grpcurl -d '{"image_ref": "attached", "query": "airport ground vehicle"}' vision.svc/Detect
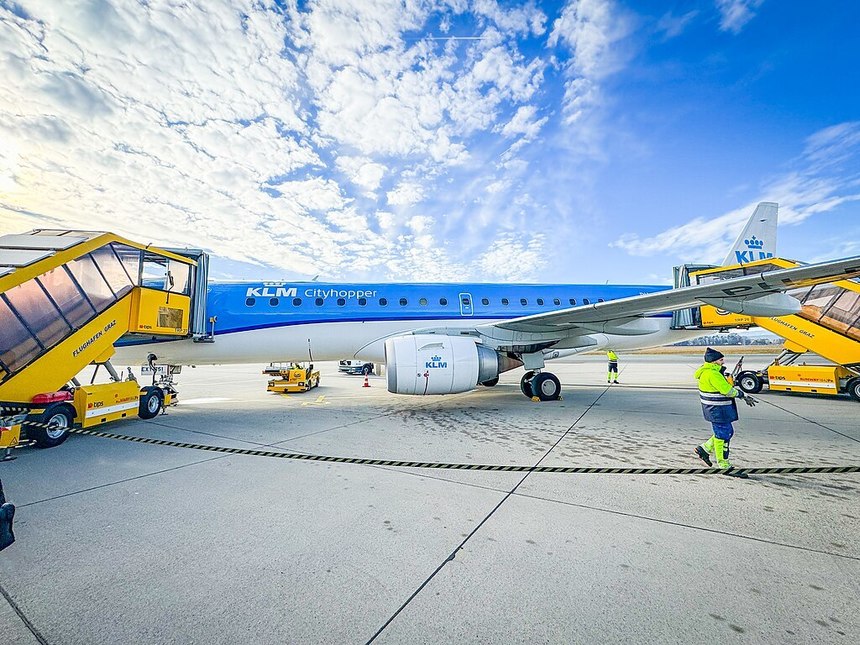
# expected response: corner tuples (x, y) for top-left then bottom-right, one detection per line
(0, 230), (208, 450)
(264, 363), (321, 393)
(674, 257), (860, 401)
(338, 360), (374, 375)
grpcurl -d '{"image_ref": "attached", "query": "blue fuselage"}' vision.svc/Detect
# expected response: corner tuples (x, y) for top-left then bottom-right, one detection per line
(208, 282), (672, 334)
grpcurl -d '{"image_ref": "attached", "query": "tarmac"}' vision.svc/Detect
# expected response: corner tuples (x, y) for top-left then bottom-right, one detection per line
(1, 354), (858, 644)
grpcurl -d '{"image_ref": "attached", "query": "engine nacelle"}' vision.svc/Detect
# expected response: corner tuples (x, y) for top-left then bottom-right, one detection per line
(385, 335), (516, 395)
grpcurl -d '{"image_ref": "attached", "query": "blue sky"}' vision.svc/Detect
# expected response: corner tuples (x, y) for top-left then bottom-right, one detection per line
(1, 0), (858, 285)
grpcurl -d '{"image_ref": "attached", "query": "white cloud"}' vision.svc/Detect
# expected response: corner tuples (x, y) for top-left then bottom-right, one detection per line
(386, 181), (425, 206)
(0, 1), (563, 281)
(715, 0), (764, 34)
(547, 0), (634, 161)
(610, 122), (860, 262)
(656, 10), (699, 39)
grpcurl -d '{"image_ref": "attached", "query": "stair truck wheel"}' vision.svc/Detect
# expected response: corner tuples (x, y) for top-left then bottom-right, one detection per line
(737, 371), (763, 394)
(848, 378), (860, 402)
(27, 403), (75, 448)
(138, 387), (163, 419)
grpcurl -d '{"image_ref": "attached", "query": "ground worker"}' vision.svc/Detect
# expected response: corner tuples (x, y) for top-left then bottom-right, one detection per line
(694, 347), (754, 477)
(607, 349), (620, 384)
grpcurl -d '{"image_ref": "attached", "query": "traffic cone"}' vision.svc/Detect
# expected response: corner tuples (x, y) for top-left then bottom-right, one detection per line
(363, 374), (370, 388)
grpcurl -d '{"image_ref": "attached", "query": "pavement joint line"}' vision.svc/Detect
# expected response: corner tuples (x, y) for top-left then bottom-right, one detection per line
(379, 467), (860, 562)
(0, 580), (50, 645)
(755, 397), (860, 445)
(366, 386), (612, 643)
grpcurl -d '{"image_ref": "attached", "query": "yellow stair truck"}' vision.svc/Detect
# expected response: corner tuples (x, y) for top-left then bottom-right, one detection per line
(0, 230), (208, 452)
(673, 257), (860, 401)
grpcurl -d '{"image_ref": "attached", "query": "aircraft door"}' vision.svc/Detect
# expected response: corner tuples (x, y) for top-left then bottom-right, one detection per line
(459, 292), (473, 317)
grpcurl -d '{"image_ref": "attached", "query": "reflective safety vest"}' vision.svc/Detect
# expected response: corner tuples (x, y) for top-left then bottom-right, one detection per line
(607, 350), (618, 362)
(695, 362), (739, 423)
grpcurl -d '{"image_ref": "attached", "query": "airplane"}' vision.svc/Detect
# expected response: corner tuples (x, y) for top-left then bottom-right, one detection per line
(113, 202), (860, 400)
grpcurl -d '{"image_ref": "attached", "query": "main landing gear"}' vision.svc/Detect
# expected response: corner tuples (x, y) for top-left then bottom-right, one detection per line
(520, 370), (562, 401)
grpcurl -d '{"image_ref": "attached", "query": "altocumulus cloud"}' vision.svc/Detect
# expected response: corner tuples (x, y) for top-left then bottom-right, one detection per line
(1, 0), (586, 281)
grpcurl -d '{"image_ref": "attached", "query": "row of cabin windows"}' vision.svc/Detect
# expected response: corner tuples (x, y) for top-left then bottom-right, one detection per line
(245, 296), (605, 307)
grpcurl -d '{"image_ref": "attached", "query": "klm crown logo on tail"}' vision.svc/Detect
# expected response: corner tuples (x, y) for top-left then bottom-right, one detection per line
(735, 235), (772, 264)
(722, 202), (779, 266)
(425, 354), (448, 369)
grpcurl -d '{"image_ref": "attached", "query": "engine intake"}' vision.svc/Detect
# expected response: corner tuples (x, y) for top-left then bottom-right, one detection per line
(385, 335), (518, 395)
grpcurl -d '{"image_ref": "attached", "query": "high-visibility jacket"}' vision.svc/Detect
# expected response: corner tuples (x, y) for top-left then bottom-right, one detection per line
(607, 350), (618, 362)
(695, 362), (740, 423)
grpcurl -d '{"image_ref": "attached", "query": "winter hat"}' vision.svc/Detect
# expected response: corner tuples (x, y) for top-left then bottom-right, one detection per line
(704, 347), (724, 363)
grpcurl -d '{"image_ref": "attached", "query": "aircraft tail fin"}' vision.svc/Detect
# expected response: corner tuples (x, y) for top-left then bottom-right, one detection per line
(722, 202), (778, 266)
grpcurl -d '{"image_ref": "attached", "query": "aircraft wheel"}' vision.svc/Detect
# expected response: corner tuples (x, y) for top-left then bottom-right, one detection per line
(481, 377), (499, 387)
(138, 387), (163, 419)
(737, 371), (763, 394)
(532, 372), (562, 401)
(520, 371), (535, 398)
(27, 404), (74, 448)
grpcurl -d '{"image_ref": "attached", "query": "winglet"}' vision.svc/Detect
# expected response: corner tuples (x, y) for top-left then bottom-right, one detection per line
(722, 202), (778, 266)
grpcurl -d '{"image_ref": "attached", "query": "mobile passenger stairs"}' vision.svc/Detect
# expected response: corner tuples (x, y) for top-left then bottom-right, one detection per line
(673, 258), (860, 401)
(0, 230), (209, 456)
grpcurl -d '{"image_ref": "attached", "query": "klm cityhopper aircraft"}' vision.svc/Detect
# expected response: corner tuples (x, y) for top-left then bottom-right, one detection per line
(115, 202), (860, 400)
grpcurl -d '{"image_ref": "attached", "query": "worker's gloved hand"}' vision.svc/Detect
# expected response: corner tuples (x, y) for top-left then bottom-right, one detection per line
(735, 389), (745, 398)
(743, 395), (758, 407)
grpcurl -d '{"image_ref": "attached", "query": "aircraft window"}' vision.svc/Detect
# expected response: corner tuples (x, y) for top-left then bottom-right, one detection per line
(537, 298), (544, 306)
(553, 298), (561, 306)
(419, 297), (428, 306)
(482, 298), (489, 305)
(502, 298), (509, 306)
(379, 298), (388, 306)
(569, 298), (576, 305)
(399, 298), (408, 306)
(0, 296), (42, 372)
(337, 298), (346, 306)
(598, 298), (605, 303)
(315, 298), (324, 306)
(583, 298), (590, 305)
(245, 297), (256, 307)
(358, 297), (367, 306)
(269, 297), (279, 307)
(293, 297), (302, 306)
(520, 298), (527, 306)
(439, 297), (448, 306)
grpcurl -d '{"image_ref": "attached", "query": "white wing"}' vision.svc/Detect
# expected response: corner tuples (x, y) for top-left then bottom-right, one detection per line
(481, 255), (860, 336)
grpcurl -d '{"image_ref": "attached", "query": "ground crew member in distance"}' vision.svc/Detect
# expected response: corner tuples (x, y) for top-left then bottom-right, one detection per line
(607, 349), (620, 384)
(694, 347), (752, 478)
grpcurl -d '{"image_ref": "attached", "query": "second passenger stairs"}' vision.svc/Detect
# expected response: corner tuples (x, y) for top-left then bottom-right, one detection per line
(0, 230), (207, 449)
(673, 258), (860, 400)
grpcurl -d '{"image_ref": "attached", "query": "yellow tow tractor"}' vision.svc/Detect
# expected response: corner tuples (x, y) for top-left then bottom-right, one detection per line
(263, 363), (321, 394)
(0, 230), (209, 456)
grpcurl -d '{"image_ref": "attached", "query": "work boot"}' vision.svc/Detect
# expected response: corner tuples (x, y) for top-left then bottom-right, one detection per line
(694, 446), (712, 467)
(713, 438), (732, 469)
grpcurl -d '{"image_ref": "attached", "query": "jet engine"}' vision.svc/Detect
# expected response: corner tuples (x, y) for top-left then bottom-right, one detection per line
(385, 335), (520, 395)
